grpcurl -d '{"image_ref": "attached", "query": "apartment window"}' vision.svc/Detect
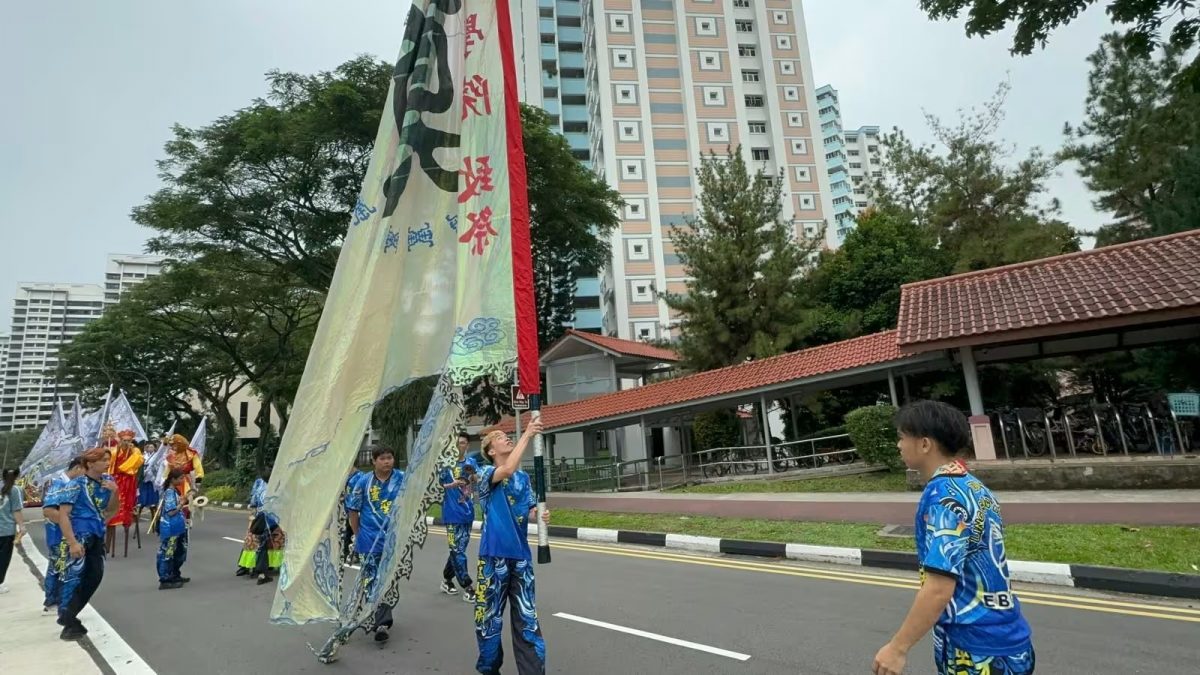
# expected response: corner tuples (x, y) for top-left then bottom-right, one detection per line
(621, 160), (644, 179)
(703, 86), (726, 106)
(626, 239), (651, 261)
(706, 122), (728, 142)
(751, 147), (770, 161)
(854, 188), (866, 195)
(868, 145), (879, 153)
(609, 14), (630, 32)
(541, 34), (556, 45)
(849, 162), (862, 169)
(612, 48), (633, 67)
(744, 94), (764, 107)
(848, 149), (860, 156)
(616, 85), (637, 103)
(791, 139), (809, 154)
(699, 51), (721, 70)
(793, 166), (811, 181)
(872, 171), (883, 178)
(631, 283), (654, 303)
(748, 121), (766, 134)
(779, 61), (796, 75)
(618, 122), (640, 141)
(733, 0), (751, 6)
(735, 20), (754, 33)
(782, 86), (800, 101)
(636, 324), (654, 340)
(695, 18), (717, 36)
(798, 195), (816, 210)
(741, 70), (760, 82)
(775, 35), (792, 50)
(625, 198), (647, 219)
(856, 201), (869, 208)
(773, 11), (789, 25)
(738, 44), (757, 57)
(239, 401), (249, 428)
(787, 112), (804, 127)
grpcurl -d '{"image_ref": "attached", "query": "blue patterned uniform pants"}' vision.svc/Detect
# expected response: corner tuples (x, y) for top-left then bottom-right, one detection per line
(58, 536), (105, 628)
(43, 539), (68, 607)
(442, 523), (473, 589)
(934, 628), (1036, 674)
(157, 532), (188, 582)
(360, 552), (394, 631)
(474, 556), (545, 675)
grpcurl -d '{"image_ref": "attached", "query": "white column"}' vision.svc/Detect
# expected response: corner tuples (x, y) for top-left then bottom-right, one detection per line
(887, 369), (899, 407)
(960, 346), (985, 416)
(760, 394), (775, 475)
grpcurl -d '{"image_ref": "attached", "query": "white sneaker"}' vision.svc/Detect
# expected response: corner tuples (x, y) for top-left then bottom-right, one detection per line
(439, 580), (457, 596)
(461, 587), (475, 603)
(0, 585), (10, 594)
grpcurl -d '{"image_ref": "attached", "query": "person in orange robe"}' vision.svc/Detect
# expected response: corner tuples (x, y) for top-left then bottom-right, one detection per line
(165, 434), (204, 520)
(105, 429), (144, 557)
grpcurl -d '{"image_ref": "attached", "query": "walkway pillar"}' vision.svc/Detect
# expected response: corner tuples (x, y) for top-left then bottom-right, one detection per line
(887, 370), (899, 407)
(760, 394), (775, 474)
(959, 346), (997, 460)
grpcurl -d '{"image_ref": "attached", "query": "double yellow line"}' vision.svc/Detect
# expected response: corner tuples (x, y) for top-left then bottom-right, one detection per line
(429, 527), (1200, 624)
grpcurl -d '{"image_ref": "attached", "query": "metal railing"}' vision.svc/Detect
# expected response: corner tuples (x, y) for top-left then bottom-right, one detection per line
(692, 433), (857, 478)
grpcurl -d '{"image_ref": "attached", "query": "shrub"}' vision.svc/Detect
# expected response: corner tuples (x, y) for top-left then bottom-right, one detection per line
(693, 410), (742, 451)
(205, 485), (237, 503)
(845, 405), (901, 470)
(202, 468), (241, 489)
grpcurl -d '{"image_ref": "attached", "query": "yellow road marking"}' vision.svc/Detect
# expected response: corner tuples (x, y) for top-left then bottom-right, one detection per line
(429, 527), (1200, 623)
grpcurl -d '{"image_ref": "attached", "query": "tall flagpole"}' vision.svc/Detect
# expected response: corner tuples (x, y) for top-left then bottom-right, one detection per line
(531, 394), (549, 564)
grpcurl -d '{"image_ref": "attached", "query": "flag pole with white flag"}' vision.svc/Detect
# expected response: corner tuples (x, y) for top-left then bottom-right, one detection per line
(262, 0), (540, 662)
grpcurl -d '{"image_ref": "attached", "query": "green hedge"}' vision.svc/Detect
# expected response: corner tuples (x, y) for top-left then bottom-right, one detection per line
(845, 405), (901, 470)
(204, 485), (238, 503)
(693, 410), (741, 451)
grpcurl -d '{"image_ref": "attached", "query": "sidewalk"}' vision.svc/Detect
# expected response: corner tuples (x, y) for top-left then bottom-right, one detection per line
(0, 542), (101, 672)
(549, 489), (1200, 525)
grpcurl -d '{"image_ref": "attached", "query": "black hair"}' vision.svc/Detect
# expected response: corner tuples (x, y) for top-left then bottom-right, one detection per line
(894, 400), (971, 456)
(457, 432), (471, 443)
(163, 468), (186, 493)
(2, 467), (16, 495)
(370, 445), (395, 461)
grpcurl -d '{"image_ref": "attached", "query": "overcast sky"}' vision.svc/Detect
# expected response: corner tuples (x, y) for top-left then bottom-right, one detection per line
(0, 0), (1118, 318)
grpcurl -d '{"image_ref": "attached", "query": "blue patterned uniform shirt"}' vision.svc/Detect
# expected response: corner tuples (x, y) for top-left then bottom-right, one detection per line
(476, 466), (535, 561)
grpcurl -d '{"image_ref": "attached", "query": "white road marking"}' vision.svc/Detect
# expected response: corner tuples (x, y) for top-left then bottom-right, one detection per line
(553, 612), (751, 662)
(22, 543), (158, 674)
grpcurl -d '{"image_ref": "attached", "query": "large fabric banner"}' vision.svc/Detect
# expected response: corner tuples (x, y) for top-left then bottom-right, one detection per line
(265, 0), (534, 658)
(106, 390), (149, 442)
(19, 400), (66, 477)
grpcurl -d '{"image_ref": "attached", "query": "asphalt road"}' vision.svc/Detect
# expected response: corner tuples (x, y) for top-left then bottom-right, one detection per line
(24, 508), (1200, 674)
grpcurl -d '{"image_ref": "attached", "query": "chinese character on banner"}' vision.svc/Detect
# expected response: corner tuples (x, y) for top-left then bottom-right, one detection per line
(446, 214), (458, 232)
(383, 228), (400, 253)
(351, 197), (377, 227)
(407, 223), (435, 251)
(459, 207), (498, 255)
(462, 75), (492, 120)
(464, 13), (485, 57)
(458, 156), (495, 204)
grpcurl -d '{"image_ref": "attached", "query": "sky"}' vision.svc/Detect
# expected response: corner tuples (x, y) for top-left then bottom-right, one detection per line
(0, 0), (1120, 318)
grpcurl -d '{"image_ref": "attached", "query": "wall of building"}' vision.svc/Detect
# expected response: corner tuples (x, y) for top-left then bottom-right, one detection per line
(816, 84), (881, 247)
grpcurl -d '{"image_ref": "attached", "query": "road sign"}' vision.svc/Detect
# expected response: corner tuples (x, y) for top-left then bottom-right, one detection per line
(512, 386), (530, 410)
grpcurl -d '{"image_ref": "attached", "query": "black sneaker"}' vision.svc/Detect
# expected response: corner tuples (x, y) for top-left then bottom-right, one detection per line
(174, 577), (191, 583)
(158, 581), (184, 590)
(256, 574), (273, 585)
(60, 624), (87, 641)
(374, 629), (390, 643)
(235, 568), (249, 577)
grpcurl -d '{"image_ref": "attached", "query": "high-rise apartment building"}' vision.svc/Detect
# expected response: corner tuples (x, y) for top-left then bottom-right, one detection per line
(512, 0), (833, 341)
(104, 253), (166, 305)
(0, 333), (9, 377)
(816, 84), (881, 246)
(1, 283), (105, 431)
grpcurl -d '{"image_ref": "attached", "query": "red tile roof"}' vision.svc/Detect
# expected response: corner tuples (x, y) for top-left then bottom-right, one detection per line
(556, 329), (679, 362)
(896, 230), (1200, 352)
(487, 331), (905, 433)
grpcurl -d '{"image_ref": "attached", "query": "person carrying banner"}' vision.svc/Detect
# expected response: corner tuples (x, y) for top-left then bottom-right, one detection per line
(105, 429), (144, 557)
(440, 431), (478, 601)
(165, 433), (204, 517)
(236, 471), (286, 584)
(474, 422), (550, 675)
(136, 439), (161, 516)
(55, 447), (119, 640)
(345, 445), (405, 644)
(155, 469), (190, 590)
(41, 457), (85, 612)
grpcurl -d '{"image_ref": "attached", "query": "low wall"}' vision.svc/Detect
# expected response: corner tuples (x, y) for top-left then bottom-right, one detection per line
(907, 456), (1200, 490)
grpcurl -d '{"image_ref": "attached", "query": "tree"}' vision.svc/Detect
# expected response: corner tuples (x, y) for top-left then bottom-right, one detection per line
(809, 208), (951, 335)
(1, 429), (42, 468)
(663, 148), (822, 372)
(133, 56), (392, 292)
(919, 1), (1199, 60)
(522, 105), (623, 348)
(1061, 33), (1200, 244)
(873, 83), (1079, 272)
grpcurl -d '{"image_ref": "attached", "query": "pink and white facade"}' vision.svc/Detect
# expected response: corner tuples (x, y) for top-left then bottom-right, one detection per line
(511, 0), (833, 342)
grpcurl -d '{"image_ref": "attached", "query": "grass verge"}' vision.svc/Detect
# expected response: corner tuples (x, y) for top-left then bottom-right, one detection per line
(546, 509), (1200, 575)
(671, 471), (908, 494)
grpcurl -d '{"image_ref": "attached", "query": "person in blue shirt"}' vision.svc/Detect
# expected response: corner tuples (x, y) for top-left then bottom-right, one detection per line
(339, 464), (366, 565)
(346, 445), (405, 644)
(155, 469), (189, 590)
(55, 447), (119, 641)
(41, 457), (85, 612)
(474, 421), (550, 675)
(237, 470), (286, 584)
(440, 432), (479, 601)
(873, 401), (1035, 675)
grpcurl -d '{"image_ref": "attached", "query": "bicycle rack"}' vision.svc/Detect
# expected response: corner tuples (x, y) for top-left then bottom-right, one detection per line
(1062, 409), (1078, 458)
(1112, 407), (1130, 455)
(1015, 415), (1031, 459)
(1092, 407), (1108, 456)
(996, 415), (1012, 460)
(1145, 405), (1164, 455)
(1042, 410), (1057, 461)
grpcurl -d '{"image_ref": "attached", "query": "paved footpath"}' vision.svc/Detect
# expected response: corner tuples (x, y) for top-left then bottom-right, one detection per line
(549, 489), (1200, 524)
(11, 507), (1200, 674)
